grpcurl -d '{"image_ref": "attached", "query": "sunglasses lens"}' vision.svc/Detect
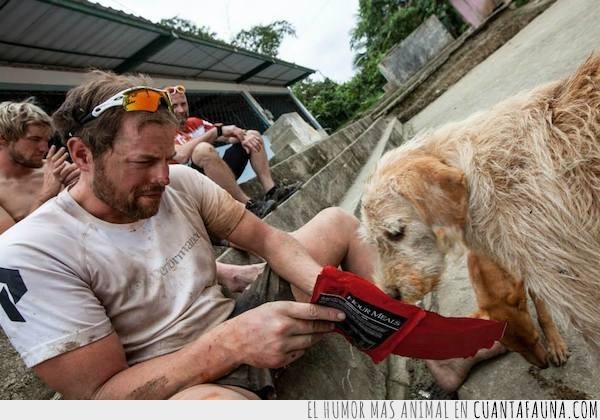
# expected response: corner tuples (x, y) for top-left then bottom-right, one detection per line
(123, 90), (166, 112)
(131, 89), (172, 112)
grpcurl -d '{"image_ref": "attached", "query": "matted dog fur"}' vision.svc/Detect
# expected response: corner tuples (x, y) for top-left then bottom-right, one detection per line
(362, 54), (600, 366)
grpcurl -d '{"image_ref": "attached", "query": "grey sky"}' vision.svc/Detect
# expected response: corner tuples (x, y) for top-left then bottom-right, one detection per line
(93, 0), (359, 83)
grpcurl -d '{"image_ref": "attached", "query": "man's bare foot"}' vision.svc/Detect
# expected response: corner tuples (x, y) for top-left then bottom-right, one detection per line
(424, 341), (507, 393)
(216, 262), (266, 293)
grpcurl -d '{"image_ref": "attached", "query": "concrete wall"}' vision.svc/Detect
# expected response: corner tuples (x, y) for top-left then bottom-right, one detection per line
(264, 112), (326, 155)
(378, 15), (455, 88)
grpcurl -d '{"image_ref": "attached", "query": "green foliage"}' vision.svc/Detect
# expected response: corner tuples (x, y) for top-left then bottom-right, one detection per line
(297, 0), (468, 133)
(159, 17), (219, 41)
(293, 78), (363, 132)
(231, 20), (296, 57)
(351, 0), (465, 70)
(159, 17), (295, 58)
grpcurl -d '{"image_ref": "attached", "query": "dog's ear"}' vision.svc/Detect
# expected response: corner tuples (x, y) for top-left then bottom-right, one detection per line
(392, 155), (467, 229)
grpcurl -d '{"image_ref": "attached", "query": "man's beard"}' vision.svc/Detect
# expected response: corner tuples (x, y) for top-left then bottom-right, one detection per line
(9, 144), (43, 168)
(92, 161), (164, 221)
(175, 112), (188, 128)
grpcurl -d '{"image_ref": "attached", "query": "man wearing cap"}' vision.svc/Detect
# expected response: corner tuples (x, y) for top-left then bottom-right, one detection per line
(0, 100), (79, 234)
(166, 84), (301, 218)
(0, 71), (503, 400)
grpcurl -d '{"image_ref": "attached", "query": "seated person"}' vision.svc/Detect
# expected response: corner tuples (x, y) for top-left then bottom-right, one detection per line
(0, 72), (503, 400)
(0, 100), (79, 234)
(166, 85), (300, 218)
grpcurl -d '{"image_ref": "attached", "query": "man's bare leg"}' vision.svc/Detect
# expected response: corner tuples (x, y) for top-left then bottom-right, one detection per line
(424, 341), (507, 393)
(170, 384), (260, 400)
(192, 143), (251, 204)
(290, 207), (377, 301)
(291, 207), (376, 275)
(248, 146), (275, 194)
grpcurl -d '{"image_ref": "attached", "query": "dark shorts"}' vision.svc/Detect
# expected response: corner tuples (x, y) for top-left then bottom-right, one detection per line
(191, 142), (250, 180)
(215, 266), (294, 399)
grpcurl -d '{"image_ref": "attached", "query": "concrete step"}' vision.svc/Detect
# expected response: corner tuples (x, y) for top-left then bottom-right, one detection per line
(219, 117), (390, 268)
(238, 116), (374, 200)
(263, 117), (388, 231)
(339, 118), (404, 217)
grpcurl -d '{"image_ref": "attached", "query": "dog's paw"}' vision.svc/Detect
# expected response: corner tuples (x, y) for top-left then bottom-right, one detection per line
(547, 336), (570, 366)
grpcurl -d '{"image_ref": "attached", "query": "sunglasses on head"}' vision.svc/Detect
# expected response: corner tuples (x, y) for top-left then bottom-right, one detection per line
(165, 85), (186, 95)
(79, 86), (173, 125)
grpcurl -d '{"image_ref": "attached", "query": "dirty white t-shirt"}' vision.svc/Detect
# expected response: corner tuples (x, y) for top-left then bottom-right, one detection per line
(0, 165), (245, 367)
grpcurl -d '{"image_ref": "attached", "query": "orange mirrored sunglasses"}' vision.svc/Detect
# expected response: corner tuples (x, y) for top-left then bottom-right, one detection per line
(79, 86), (173, 124)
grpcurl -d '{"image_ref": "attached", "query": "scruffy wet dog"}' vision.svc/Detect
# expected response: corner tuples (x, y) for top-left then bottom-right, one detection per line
(361, 54), (600, 368)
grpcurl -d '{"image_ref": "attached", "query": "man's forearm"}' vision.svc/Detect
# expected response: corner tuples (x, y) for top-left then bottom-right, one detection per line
(226, 213), (323, 296)
(260, 229), (322, 296)
(173, 128), (219, 163)
(92, 320), (242, 399)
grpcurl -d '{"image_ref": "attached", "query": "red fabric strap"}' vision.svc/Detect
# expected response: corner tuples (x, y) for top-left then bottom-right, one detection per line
(310, 266), (506, 363)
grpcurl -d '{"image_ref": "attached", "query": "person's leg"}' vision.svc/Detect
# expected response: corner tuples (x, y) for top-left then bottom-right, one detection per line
(191, 142), (251, 204)
(218, 144), (277, 218)
(288, 207), (375, 302)
(169, 384), (260, 400)
(224, 131), (275, 193)
(224, 139), (301, 204)
(216, 262), (266, 293)
(248, 146), (276, 194)
(222, 143), (252, 180)
(290, 207), (376, 280)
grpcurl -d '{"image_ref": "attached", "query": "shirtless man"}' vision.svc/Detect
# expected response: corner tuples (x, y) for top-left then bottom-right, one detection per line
(0, 100), (79, 234)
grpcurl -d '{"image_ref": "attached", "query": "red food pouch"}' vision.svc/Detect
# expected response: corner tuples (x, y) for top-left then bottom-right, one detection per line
(310, 266), (506, 363)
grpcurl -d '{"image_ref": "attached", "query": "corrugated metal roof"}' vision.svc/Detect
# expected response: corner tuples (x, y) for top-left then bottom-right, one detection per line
(0, 0), (314, 87)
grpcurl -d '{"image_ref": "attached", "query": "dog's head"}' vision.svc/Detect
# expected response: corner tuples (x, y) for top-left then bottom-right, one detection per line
(361, 150), (467, 303)
(362, 149), (550, 367)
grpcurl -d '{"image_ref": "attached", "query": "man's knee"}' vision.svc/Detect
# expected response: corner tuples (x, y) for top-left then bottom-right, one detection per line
(292, 207), (360, 245)
(315, 207), (359, 232)
(191, 142), (219, 167)
(169, 383), (259, 400)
